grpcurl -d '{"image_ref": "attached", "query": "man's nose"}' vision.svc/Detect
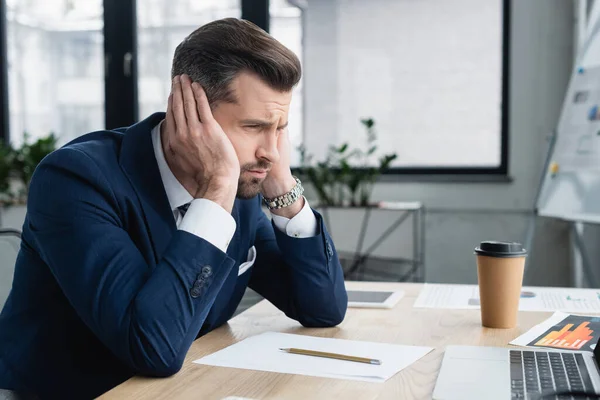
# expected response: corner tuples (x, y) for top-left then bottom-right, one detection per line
(256, 132), (280, 164)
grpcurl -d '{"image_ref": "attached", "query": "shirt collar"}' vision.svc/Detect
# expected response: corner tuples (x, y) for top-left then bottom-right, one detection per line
(151, 120), (193, 211)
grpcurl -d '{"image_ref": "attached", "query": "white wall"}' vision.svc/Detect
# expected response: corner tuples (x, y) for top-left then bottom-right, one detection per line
(303, 0), (575, 285)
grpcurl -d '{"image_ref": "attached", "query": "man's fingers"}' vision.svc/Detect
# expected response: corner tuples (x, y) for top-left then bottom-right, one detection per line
(191, 82), (214, 123)
(165, 93), (176, 139)
(180, 74), (201, 129)
(171, 75), (187, 135)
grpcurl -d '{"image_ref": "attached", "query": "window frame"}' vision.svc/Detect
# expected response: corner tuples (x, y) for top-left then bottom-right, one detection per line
(103, 0), (138, 130)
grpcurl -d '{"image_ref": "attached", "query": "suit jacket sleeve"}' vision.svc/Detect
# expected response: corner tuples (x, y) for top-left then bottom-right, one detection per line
(248, 197), (348, 327)
(26, 147), (236, 377)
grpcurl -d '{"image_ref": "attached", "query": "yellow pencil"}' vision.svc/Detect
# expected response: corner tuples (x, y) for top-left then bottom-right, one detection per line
(280, 348), (382, 365)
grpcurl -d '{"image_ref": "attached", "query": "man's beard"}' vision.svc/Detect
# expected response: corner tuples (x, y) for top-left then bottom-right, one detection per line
(236, 160), (271, 199)
(237, 176), (263, 199)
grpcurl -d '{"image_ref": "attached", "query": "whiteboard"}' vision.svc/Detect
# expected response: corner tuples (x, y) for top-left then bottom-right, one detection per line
(537, 12), (600, 224)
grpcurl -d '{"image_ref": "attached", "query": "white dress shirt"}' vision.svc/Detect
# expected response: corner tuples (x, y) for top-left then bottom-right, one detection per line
(151, 121), (318, 253)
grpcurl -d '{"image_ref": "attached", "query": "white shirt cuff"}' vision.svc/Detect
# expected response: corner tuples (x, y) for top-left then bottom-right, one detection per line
(271, 197), (318, 238)
(178, 199), (236, 253)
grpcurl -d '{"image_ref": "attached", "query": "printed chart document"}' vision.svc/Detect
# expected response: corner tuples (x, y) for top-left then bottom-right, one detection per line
(413, 283), (600, 312)
(193, 332), (433, 382)
(510, 312), (600, 352)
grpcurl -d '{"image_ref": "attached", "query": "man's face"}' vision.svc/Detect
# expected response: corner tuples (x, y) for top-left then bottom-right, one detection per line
(212, 72), (292, 199)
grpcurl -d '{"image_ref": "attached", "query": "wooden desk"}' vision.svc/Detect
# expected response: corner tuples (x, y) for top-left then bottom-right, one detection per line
(100, 282), (566, 400)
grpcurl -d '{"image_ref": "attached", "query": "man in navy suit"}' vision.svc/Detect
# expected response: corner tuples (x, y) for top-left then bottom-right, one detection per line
(0, 18), (347, 399)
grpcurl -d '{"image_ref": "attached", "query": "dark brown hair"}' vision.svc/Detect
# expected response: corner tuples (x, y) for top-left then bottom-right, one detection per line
(171, 18), (301, 106)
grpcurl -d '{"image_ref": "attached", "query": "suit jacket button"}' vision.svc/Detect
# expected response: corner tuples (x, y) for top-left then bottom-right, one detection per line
(201, 265), (212, 277)
(190, 287), (202, 298)
(327, 242), (334, 257)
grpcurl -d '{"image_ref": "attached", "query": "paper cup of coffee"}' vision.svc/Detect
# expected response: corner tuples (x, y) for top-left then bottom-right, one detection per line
(475, 241), (527, 329)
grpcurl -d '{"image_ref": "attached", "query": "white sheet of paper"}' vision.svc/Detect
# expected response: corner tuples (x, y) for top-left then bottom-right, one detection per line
(414, 284), (600, 312)
(193, 332), (433, 382)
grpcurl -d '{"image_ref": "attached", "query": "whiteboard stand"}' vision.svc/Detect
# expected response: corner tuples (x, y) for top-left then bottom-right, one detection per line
(570, 221), (598, 288)
(571, 222), (586, 287)
(523, 131), (557, 283)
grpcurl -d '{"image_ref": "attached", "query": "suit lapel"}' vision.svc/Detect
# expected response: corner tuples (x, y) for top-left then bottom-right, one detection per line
(119, 112), (176, 263)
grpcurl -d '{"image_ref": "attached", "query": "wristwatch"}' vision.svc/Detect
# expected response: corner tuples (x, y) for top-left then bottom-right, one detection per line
(263, 176), (304, 210)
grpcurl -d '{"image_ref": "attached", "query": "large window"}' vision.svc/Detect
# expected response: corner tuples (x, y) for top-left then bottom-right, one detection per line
(1, 0), (508, 176)
(6, 0), (104, 147)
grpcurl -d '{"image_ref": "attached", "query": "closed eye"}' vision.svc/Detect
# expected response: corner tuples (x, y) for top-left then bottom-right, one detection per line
(241, 121), (288, 131)
(243, 125), (264, 131)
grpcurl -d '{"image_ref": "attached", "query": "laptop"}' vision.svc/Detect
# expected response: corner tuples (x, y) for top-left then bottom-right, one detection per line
(433, 337), (600, 399)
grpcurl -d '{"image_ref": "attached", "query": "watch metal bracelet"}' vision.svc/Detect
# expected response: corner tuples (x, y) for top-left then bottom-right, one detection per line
(263, 176), (304, 210)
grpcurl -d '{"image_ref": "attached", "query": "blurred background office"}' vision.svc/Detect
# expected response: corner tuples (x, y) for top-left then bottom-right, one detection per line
(0, 0), (596, 309)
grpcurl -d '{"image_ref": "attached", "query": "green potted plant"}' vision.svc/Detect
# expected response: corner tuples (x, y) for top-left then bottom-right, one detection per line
(297, 118), (397, 207)
(11, 132), (58, 203)
(0, 140), (15, 206)
(0, 133), (57, 227)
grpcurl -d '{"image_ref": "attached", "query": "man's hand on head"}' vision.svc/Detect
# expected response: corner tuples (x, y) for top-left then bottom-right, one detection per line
(163, 74), (239, 213)
(261, 127), (304, 219)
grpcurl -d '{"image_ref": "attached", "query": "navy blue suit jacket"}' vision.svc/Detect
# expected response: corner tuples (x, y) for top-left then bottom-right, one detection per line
(0, 113), (347, 399)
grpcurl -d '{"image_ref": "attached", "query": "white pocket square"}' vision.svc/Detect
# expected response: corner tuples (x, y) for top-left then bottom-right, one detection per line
(238, 246), (256, 276)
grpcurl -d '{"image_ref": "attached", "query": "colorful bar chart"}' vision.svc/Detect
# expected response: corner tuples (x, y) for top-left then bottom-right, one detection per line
(534, 322), (594, 350)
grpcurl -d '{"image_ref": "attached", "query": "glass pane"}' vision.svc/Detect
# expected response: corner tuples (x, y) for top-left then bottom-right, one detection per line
(136, 0), (241, 120)
(301, 0), (503, 169)
(6, 0), (104, 147)
(270, 0), (303, 167)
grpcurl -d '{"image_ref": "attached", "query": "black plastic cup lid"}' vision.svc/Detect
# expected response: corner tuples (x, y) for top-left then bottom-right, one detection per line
(474, 241), (527, 258)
